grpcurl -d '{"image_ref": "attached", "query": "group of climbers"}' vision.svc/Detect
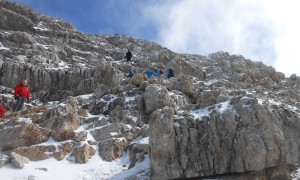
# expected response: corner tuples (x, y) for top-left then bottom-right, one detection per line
(125, 49), (175, 79)
(127, 68), (175, 79)
(0, 79), (31, 121)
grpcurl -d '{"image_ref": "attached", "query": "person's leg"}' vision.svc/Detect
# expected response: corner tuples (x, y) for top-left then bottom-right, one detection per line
(16, 97), (25, 111)
(13, 96), (22, 112)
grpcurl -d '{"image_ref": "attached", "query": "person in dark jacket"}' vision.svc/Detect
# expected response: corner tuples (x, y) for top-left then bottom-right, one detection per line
(125, 49), (132, 63)
(13, 80), (30, 112)
(166, 69), (175, 79)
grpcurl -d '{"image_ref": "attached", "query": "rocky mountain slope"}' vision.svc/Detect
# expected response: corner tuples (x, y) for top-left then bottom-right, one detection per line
(0, 1), (300, 179)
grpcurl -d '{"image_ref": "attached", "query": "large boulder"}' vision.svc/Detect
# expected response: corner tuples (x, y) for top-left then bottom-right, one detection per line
(10, 152), (30, 169)
(90, 123), (126, 141)
(130, 73), (148, 86)
(0, 124), (51, 151)
(173, 75), (195, 96)
(39, 96), (78, 120)
(196, 90), (220, 108)
(99, 138), (129, 162)
(38, 113), (81, 131)
(144, 84), (171, 114)
(13, 145), (56, 161)
(72, 144), (96, 164)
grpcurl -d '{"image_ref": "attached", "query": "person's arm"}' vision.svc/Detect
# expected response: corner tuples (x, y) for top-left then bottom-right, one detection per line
(27, 88), (31, 102)
(14, 85), (19, 98)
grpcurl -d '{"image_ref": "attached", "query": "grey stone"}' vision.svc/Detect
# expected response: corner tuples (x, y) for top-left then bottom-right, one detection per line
(144, 84), (171, 114)
(10, 152), (30, 169)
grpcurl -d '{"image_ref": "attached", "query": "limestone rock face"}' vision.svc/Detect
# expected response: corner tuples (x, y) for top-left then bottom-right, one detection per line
(196, 90), (220, 108)
(149, 97), (300, 179)
(10, 152), (30, 169)
(144, 84), (171, 114)
(99, 138), (128, 162)
(0, 125), (51, 151)
(149, 107), (182, 180)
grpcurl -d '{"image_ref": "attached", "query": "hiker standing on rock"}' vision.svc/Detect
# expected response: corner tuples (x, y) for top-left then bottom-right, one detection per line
(125, 49), (132, 63)
(13, 80), (30, 112)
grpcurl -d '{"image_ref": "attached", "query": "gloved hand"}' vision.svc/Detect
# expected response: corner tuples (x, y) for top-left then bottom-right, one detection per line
(14, 95), (17, 100)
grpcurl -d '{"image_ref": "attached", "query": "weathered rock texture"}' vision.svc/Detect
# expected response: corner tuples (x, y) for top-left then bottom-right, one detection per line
(144, 84), (171, 114)
(0, 124), (51, 151)
(149, 98), (300, 179)
(99, 138), (129, 162)
(72, 144), (96, 164)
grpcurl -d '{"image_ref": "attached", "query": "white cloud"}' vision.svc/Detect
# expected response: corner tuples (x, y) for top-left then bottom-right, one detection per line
(144, 0), (300, 76)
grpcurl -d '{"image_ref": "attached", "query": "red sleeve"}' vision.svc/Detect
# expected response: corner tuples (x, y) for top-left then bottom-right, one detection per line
(0, 104), (5, 118)
(27, 88), (30, 101)
(14, 84), (20, 97)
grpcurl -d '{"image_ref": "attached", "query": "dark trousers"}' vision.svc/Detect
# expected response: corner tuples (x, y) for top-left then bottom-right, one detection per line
(13, 96), (26, 112)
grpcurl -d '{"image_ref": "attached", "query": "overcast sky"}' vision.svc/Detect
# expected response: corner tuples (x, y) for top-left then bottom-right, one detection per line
(10, 0), (300, 76)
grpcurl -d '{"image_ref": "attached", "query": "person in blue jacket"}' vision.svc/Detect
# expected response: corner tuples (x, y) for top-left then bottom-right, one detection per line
(145, 70), (157, 79)
(127, 70), (135, 78)
(156, 69), (164, 77)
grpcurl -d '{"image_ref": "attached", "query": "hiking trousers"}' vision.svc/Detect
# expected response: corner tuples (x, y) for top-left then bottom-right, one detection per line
(13, 96), (26, 112)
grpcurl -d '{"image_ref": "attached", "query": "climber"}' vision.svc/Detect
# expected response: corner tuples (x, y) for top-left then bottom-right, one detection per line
(156, 69), (164, 77)
(127, 69), (135, 78)
(166, 69), (175, 79)
(145, 70), (157, 79)
(12, 80), (30, 112)
(0, 101), (5, 121)
(125, 49), (133, 63)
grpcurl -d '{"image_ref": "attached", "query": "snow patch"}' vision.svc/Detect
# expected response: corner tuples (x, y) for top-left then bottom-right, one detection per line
(0, 42), (10, 50)
(190, 101), (236, 120)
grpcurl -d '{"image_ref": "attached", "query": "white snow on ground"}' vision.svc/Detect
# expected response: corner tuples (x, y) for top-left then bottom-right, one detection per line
(205, 78), (228, 86)
(292, 168), (300, 180)
(0, 112), (150, 180)
(33, 22), (49, 31)
(190, 101), (236, 120)
(131, 136), (149, 145)
(0, 152), (150, 180)
(76, 93), (94, 100)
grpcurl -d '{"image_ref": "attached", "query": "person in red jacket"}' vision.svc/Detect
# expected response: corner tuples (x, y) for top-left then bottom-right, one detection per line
(13, 80), (30, 112)
(0, 103), (5, 120)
